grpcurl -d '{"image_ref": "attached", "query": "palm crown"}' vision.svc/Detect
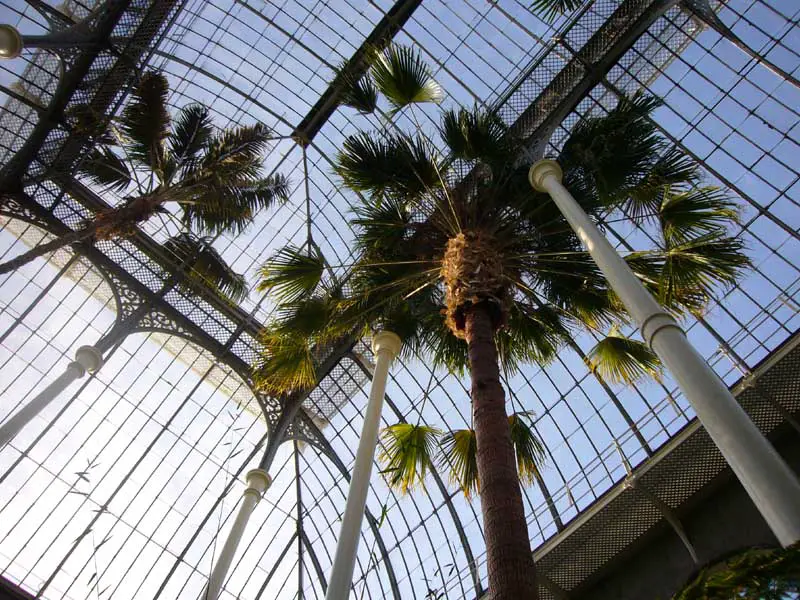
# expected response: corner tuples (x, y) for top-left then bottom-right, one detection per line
(0, 71), (289, 302)
(255, 44), (748, 600)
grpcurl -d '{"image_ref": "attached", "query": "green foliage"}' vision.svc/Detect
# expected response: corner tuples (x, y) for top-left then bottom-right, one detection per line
(167, 103), (213, 177)
(673, 544), (800, 600)
(370, 44), (443, 112)
(80, 146), (131, 192)
(163, 234), (248, 303)
(659, 186), (739, 244)
(659, 233), (750, 313)
(530, 0), (588, 22)
(585, 328), (663, 385)
(253, 331), (317, 396)
(440, 106), (512, 163)
(118, 71), (170, 176)
(439, 428), (480, 499)
(336, 61), (379, 114)
(256, 245), (325, 303)
(336, 131), (443, 201)
(378, 423), (441, 494)
(438, 412), (545, 498)
(508, 412), (546, 485)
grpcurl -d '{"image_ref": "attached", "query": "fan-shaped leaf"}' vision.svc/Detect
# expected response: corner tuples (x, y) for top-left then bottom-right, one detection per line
(336, 131), (443, 200)
(257, 245), (325, 302)
(508, 412), (546, 486)
(163, 234), (248, 303)
(371, 44), (443, 111)
(530, 0), (588, 22)
(586, 329), (663, 385)
(659, 233), (749, 311)
(439, 429), (479, 499)
(336, 62), (378, 113)
(496, 304), (569, 374)
(659, 185), (739, 244)
(253, 332), (316, 396)
(440, 107), (512, 163)
(378, 423), (441, 494)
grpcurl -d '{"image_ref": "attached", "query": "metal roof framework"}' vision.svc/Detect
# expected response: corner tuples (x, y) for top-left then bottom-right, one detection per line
(0, 0), (798, 598)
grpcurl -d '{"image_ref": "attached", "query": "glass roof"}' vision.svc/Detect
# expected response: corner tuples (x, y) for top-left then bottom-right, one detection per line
(0, 0), (798, 598)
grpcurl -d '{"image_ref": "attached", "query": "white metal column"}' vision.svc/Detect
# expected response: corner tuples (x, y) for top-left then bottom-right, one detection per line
(529, 159), (800, 546)
(202, 468), (272, 600)
(0, 345), (103, 448)
(325, 331), (402, 600)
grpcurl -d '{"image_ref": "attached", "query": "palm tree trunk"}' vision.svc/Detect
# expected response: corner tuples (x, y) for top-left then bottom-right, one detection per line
(0, 223), (96, 275)
(465, 302), (538, 600)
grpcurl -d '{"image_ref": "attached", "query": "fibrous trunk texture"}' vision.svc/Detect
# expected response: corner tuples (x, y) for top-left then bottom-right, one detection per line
(442, 230), (507, 338)
(0, 193), (163, 275)
(94, 192), (163, 239)
(465, 302), (538, 600)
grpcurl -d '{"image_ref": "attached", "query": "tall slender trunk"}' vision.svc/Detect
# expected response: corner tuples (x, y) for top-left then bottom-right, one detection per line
(465, 302), (538, 600)
(0, 222), (97, 275)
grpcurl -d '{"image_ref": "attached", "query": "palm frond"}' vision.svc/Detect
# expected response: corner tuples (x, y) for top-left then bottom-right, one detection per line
(530, 0), (588, 22)
(257, 245), (325, 302)
(118, 71), (170, 177)
(496, 303), (569, 374)
(336, 131), (443, 200)
(439, 428), (479, 499)
(185, 173), (290, 235)
(163, 234), (248, 303)
(336, 62), (378, 113)
(585, 328), (663, 385)
(168, 103), (213, 172)
(508, 412), (546, 486)
(199, 122), (272, 181)
(79, 146), (131, 192)
(440, 106), (512, 163)
(370, 44), (443, 111)
(561, 92), (664, 208)
(378, 423), (441, 494)
(659, 185), (739, 244)
(253, 331), (317, 396)
(659, 233), (749, 312)
(351, 196), (414, 256)
(624, 147), (698, 221)
(269, 294), (337, 340)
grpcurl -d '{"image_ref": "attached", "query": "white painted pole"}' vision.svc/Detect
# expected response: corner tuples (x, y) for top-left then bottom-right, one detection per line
(325, 331), (402, 600)
(529, 159), (800, 546)
(0, 345), (103, 448)
(203, 469), (272, 600)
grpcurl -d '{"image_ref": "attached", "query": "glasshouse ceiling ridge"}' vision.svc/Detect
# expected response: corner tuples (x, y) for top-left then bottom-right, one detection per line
(0, 0), (798, 598)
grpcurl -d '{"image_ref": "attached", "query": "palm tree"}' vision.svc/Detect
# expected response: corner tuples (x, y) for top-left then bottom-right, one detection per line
(259, 44), (746, 598)
(333, 94), (746, 598)
(0, 71), (289, 276)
